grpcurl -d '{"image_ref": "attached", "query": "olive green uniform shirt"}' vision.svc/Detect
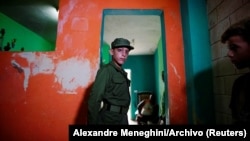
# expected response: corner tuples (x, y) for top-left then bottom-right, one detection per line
(87, 61), (131, 124)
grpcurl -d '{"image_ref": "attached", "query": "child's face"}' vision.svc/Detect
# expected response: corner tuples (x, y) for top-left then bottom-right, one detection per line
(226, 35), (250, 69)
(110, 47), (130, 66)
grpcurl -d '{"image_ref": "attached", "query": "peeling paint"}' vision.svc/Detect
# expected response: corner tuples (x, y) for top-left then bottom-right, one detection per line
(63, 34), (73, 49)
(71, 17), (88, 31)
(11, 53), (35, 91)
(11, 60), (30, 91)
(31, 54), (55, 75)
(170, 63), (181, 84)
(54, 57), (91, 94)
(58, 0), (76, 34)
(12, 52), (55, 91)
(11, 53), (91, 94)
(11, 60), (24, 73)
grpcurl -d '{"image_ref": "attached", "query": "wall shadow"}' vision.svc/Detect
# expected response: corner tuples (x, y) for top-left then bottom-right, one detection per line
(74, 83), (93, 124)
(186, 68), (215, 124)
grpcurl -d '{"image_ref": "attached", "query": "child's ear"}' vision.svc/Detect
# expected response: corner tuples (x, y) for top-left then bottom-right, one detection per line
(109, 49), (114, 55)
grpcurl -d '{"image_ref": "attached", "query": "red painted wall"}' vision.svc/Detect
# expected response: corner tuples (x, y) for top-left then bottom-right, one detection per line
(0, 0), (187, 140)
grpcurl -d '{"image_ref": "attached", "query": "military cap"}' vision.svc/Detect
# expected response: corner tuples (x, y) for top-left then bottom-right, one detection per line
(111, 38), (134, 50)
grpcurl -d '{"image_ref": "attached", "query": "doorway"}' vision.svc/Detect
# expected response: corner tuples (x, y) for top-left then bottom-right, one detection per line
(100, 9), (168, 124)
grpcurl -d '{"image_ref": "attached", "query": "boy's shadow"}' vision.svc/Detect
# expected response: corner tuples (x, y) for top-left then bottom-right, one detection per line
(74, 83), (93, 124)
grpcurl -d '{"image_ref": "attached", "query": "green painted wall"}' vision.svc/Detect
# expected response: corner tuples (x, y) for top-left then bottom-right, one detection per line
(0, 12), (54, 52)
(181, 0), (215, 124)
(100, 41), (111, 66)
(154, 37), (167, 118)
(124, 55), (156, 119)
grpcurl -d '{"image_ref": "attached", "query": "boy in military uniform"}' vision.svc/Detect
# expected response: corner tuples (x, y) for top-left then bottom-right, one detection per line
(87, 38), (134, 125)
